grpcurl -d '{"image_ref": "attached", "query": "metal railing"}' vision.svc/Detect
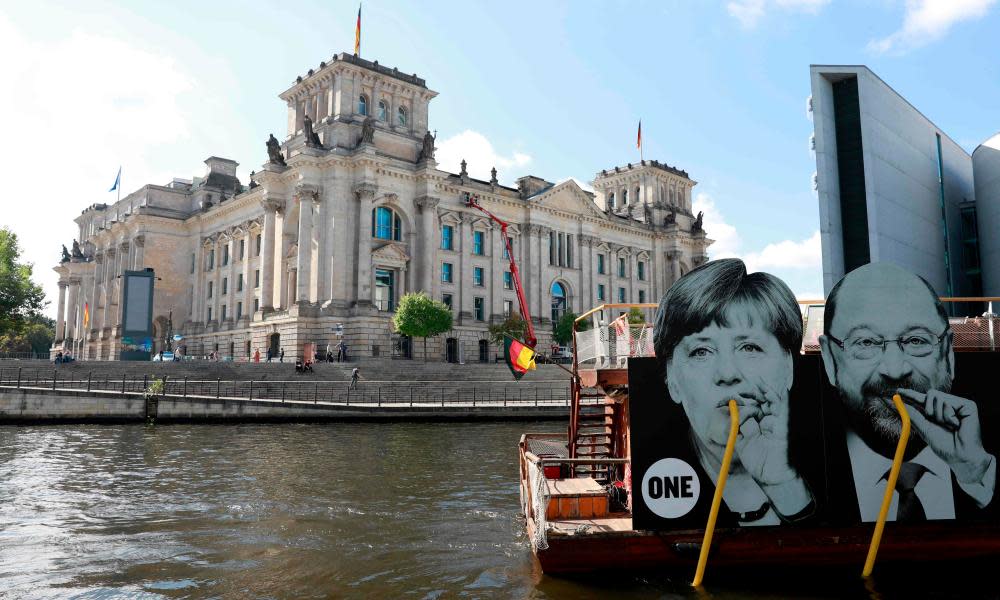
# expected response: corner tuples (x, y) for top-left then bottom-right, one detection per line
(0, 367), (571, 407)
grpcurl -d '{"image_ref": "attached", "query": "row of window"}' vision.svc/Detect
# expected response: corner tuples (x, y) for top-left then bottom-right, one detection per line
(595, 284), (646, 304)
(357, 95), (407, 127)
(201, 236), (264, 272)
(596, 254), (646, 280)
(608, 186), (685, 210)
(207, 272), (261, 298)
(440, 264), (515, 290)
(440, 224), (511, 259)
(437, 294), (514, 322)
(206, 298), (260, 323)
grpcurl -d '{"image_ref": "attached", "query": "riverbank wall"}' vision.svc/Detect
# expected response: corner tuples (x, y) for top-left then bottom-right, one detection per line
(0, 385), (569, 423)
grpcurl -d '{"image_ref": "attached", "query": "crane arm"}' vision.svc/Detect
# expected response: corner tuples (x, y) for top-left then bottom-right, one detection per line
(463, 193), (537, 348)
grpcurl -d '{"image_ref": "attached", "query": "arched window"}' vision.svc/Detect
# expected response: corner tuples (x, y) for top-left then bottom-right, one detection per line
(358, 95), (368, 116)
(378, 100), (387, 121)
(397, 106), (407, 126)
(371, 206), (402, 241)
(551, 281), (567, 323)
(622, 189), (628, 205)
(608, 192), (615, 209)
(635, 186), (640, 202)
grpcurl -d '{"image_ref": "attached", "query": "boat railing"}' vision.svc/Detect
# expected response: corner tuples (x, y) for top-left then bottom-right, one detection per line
(572, 304), (659, 370)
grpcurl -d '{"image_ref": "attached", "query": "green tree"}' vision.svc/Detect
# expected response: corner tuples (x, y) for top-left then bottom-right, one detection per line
(392, 292), (453, 361)
(487, 313), (529, 349)
(0, 228), (46, 339)
(627, 307), (645, 325)
(553, 311), (591, 346)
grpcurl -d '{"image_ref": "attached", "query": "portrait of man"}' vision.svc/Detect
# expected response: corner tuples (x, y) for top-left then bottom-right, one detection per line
(818, 262), (996, 523)
(634, 258), (819, 528)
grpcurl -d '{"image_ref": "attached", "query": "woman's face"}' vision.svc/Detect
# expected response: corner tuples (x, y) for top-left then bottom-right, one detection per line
(666, 303), (794, 449)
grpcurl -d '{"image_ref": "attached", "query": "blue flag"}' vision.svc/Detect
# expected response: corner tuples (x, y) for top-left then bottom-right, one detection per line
(108, 167), (121, 192)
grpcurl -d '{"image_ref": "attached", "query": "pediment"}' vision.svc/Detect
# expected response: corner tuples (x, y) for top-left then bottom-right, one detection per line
(532, 180), (605, 217)
(596, 242), (610, 252)
(469, 216), (493, 230)
(438, 209), (463, 225)
(636, 250), (650, 260)
(372, 241), (410, 263)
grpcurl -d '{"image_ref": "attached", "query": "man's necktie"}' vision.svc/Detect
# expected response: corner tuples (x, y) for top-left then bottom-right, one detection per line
(891, 462), (928, 522)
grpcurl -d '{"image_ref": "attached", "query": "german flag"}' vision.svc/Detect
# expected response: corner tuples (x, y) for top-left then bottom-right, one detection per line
(504, 335), (536, 380)
(83, 302), (89, 329)
(354, 4), (361, 56)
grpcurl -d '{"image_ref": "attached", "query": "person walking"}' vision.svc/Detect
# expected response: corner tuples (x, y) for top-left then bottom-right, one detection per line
(253, 348), (261, 363)
(349, 367), (360, 390)
(279, 348), (285, 363)
(266, 347), (272, 363)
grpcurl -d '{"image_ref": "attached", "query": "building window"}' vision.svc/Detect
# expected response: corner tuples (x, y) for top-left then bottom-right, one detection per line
(443, 293), (453, 310)
(397, 106), (407, 127)
(618, 257), (626, 277)
(598, 284), (606, 301)
(208, 281), (213, 298)
(236, 301), (243, 320)
(473, 231), (485, 255)
(207, 307), (212, 322)
(503, 299), (513, 318)
(253, 298), (259, 313)
(222, 277), (228, 295)
(502, 240), (510, 259)
(551, 281), (567, 323)
(254, 269), (260, 288)
(208, 249), (215, 270)
(608, 192), (615, 209)
(221, 304), (227, 321)
(377, 100), (387, 121)
(639, 290), (646, 303)
(190, 253), (195, 274)
(239, 239), (245, 260)
(598, 254), (605, 274)
(638, 261), (645, 281)
(255, 234), (262, 256)
(549, 232), (556, 265)
(223, 245), (229, 266)
(473, 267), (484, 286)
(237, 274), (244, 292)
(635, 186), (641, 202)
(503, 271), (513, 290)
(442, 225), (454, 250)
(474, 297), (485, 321)
(375, 268), (395, 312)
(618, 287), (626, 303)
(372, 206), (402, 241)
(622, 189), (628, 205)
(442, 262), (453, 283)
(358, 94), (368, 116)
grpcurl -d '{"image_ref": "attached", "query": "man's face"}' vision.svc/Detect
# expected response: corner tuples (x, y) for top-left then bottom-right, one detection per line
(666, 302), (793, 450)
(819, 265), (954, 447)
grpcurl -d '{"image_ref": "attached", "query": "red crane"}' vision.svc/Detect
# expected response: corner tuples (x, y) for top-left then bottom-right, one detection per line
(463, 192), (537, 349)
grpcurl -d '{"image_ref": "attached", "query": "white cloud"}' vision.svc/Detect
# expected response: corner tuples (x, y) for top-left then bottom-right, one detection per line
(868, 0), (996, 54)
(0, 15), (224, 319)
(434, 130), (531, 185)
(693, 192), (821, 296)
(727, 0), (830, 28)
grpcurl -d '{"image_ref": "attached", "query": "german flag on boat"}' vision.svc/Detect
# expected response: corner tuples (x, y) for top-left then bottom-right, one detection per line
(504, 335), (536, 380)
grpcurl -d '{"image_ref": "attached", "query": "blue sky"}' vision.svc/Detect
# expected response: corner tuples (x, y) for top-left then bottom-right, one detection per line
(2, 0), (998, 315)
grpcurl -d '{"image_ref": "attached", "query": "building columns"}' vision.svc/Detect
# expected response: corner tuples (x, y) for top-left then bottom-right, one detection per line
(260, 196), (284, 311)
(55, 281), (68, 342)
(66, 277), (81, 342)
(294, 184), (318, 304)
(415, 195), (440, 294)
(354, 183), (377, 307)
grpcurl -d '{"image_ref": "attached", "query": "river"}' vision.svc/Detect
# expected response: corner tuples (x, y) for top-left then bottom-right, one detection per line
(0, 422), (993, 599)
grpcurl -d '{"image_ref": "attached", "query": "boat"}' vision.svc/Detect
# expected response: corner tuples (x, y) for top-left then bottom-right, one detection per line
(519, 295), (1000, 578)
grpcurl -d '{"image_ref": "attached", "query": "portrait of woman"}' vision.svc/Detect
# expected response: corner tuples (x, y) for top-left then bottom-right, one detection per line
(645, 258), (817, 527)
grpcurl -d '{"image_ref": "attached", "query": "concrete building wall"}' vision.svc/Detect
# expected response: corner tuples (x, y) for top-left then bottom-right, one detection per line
(810, 65), (976, 297)
(974, 133), (1000, 297)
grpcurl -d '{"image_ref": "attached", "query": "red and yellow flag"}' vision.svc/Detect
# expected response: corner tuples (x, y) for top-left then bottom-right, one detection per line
(83, 302), (90, 329)
(504, 335), (536, 381)
(636, 120), (642, 150)
(354, 4), (361, 56)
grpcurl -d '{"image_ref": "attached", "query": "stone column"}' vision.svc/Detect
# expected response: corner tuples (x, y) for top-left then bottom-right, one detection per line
(533, 225), (547, 325)
(66, 277), (81, 341)
(353, 183), (377, 307)
(260, 196), (284, 310)
(102, 247), (116, 327)
(56, 281), (68, 342)
(295, 185), (317, 304)
(490, 223), (502, 320)
(668, 250), (682, 286)
(415, 195), (439, 293)
(242, 229), (253, 320)
(133, 235), (145, 269)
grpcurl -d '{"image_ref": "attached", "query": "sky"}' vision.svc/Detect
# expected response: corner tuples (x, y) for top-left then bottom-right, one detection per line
(1, 0), (998, 318)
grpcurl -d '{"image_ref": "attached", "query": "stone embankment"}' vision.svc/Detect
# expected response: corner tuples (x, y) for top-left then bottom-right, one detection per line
(0, 359), (572, 422)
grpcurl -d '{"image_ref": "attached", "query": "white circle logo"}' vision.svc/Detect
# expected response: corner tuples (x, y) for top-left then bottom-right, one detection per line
(641, 458), (700, 519)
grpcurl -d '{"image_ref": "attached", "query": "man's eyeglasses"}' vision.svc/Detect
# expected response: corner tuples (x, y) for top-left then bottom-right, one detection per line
(827, 330), (947, 361)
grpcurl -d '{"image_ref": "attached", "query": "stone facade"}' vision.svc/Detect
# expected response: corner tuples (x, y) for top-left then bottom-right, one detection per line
(53, 52), (711, 362)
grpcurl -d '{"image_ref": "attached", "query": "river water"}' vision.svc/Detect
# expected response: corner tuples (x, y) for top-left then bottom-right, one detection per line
(0, 421), (994, 599)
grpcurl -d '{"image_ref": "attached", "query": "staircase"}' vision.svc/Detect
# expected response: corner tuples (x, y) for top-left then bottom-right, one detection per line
(568, 381), (622, 483)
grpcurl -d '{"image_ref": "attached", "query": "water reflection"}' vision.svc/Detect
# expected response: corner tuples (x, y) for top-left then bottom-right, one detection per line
(0, 423), (995, 598)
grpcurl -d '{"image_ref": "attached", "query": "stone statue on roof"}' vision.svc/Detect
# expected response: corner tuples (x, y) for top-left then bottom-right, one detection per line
(360, 116), (376, 145)
(303, 115), (322, 147)
(71, 240), (84, 259)
(61, 244), (70, 263)
(418, 130), (436, 162)
(266, 134), (286, 166)
(692, 211), (704, 232)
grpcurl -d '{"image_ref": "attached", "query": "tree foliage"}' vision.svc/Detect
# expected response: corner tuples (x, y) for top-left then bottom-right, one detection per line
(0, 228), (46, 339)
(487, 313), (529, 348)
(627, 307), (645, 325)
(553, 311), (590, 346)
(392, 292), (453, 360)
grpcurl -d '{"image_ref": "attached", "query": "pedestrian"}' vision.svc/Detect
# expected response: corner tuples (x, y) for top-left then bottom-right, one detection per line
(337, 341), (345, 362)
(266, 347), (272, 362)
(279, 347), (285, 363)
(54, 350), (63, 364)
(253, 348), (261, 363)
(342, 342), (349, 362)
(349, 367), (360, 390)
